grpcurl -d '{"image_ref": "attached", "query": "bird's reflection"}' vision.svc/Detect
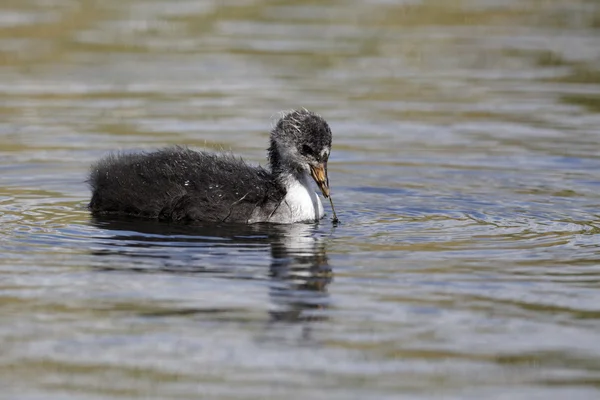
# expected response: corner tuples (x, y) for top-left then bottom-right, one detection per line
(89, 215), (332, 323)
(268, 225), (331, 323)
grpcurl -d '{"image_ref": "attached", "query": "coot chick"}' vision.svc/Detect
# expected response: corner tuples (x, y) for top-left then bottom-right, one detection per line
(88, 109), (339, 224)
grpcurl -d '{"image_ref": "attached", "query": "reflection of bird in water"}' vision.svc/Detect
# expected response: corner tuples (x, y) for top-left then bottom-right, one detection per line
(268, 224), (332, 323)
(88, 109), (338, 224)
(89, 216), (332, 324)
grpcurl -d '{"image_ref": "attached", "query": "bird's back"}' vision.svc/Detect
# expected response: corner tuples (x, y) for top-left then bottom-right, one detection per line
(88, 147), (285, 223)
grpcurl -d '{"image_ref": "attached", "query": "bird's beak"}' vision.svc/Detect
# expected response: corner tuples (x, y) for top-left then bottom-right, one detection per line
(309, 162), (330, 198)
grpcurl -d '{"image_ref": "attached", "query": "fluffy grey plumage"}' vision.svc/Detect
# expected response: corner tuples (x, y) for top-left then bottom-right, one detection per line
(88, 109), (334, 224)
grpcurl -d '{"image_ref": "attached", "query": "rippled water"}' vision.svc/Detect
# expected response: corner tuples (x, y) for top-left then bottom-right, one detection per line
(2, 0), (600, 398)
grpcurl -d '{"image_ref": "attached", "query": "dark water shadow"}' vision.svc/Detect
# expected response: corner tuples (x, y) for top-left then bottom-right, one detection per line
(89, 215), (333, 323)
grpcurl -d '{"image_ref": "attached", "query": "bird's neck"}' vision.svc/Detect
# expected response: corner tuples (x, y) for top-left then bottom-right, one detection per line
(268, 138), (303, 185)
(266, 139), (324, 222)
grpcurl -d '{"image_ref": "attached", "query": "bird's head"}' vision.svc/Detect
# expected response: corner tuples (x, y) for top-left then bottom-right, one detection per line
(269, 109), (333, 198)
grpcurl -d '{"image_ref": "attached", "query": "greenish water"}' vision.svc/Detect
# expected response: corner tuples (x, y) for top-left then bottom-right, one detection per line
(1, 0), (600, 399)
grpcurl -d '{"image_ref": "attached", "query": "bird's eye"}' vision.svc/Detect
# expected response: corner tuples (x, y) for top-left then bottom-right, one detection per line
(301, 145), (315, 156)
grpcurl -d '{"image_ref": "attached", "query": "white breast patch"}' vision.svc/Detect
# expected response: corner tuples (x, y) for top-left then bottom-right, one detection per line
(269, 173), (324, 223)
